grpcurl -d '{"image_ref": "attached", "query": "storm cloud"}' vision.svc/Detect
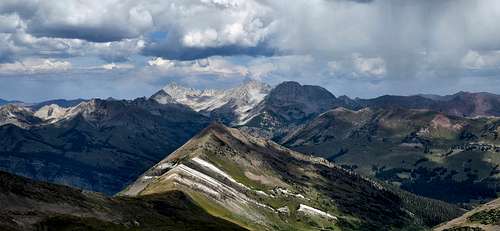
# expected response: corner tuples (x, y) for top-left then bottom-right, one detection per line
(0, 0), (500, 101)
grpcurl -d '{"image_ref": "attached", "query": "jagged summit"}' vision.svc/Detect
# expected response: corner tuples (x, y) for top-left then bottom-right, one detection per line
(150, 89), (177, 104)
(33, 104), (71, 122)
(151, 80), (271, 124)
(0, 104), (42, 128)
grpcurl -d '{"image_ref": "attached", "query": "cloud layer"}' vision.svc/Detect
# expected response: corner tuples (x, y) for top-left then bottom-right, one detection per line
(1, 0), (500, 101)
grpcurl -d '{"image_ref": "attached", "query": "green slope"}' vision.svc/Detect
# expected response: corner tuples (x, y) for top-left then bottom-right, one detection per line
(282, 107), (500, 205)
(435, 197), (500, 231)
(122, 123), (464, 230)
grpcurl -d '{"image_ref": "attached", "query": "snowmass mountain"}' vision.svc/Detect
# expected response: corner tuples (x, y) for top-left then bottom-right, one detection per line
(152, 80), (271, 125)
(33, 104), (72, 123)
(0, 98), (210, 195)
(122, 123), (463, 230)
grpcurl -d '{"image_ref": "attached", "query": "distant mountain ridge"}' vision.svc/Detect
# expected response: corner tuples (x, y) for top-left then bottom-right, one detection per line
(0, 98), (11, 106)
(30, 98), (87, 110)
(2, 81), (500, 208)
(152, 80), (271, 125)
(282, 106), (500, 204)
(149, 81), (500, 141)
(0, 98), (22, 106)
(0, 97), (209, 195)
(359, 91), (500, 117)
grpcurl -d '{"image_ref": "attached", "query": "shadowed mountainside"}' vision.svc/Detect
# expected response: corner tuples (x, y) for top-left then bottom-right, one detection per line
(0, 171), (247, 231)
(0, 98), (210, 195)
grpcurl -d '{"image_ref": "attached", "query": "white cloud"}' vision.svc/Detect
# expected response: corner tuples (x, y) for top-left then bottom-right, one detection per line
(147, 57), (249, 77)
(461, 50), (500, 70)
(1, 0), (500, 100)
(0, 13), (21, 33)
(101, 63), (135, 70)
(0, 58), (71, 74)
(352, 54), (386, 77)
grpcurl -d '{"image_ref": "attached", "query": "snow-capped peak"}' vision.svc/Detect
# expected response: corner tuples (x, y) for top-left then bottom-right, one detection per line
(0, 104), (41, 128)
(150, 89), (178, 104)
(33, 100), (99, 124)
(154, 80), (271, 124)
(34, 104), (71, 121)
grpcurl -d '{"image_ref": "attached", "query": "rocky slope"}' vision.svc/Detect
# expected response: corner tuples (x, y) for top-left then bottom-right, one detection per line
(0, 98), (210, 195)
(0, 104), (42, 128)
(435, 197), (500, 231)
(282, 107), (500, 205)
(0, 171), (246, 231)
(153, 80), (271, 125)
(239, 81), (343, 140)
(121, 123), (463, 230)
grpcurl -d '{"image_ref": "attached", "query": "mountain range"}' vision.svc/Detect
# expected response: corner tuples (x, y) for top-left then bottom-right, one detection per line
(1, 80), (500, 229)
(357, 91), (500, 118)
(0, 124), (464, 230)
(152, 80), (271, 125)
(282, 107), (500, 205)
(0, 98), (209, 195)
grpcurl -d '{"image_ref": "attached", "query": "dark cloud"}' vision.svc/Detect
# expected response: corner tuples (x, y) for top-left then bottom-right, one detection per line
(27, 26), (138, 43)
(0, 50), (15, 63)
(143, 39), (277, 61)
(0, 0), (38, 19)
(1, 0), (500, 101)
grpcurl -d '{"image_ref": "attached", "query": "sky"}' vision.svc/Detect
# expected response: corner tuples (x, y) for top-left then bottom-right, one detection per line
(1, 0), (500, 102)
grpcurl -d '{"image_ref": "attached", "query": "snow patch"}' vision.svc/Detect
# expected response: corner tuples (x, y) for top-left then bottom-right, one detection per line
(277, 206), (290, 214)
(297, 204), (337, 220)
(157, 162), (176, 170)
(191, 157), (251, 191)
(163, 164), (275, 212)
(34, 104), (71, 122)
(192, 157), (236, 183)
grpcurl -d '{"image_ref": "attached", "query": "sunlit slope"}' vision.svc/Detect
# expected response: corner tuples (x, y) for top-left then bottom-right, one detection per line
(122, 123), (463, 230)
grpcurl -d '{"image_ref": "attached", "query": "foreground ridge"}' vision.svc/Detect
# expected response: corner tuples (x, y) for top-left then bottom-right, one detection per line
(122, 123), (463, 230)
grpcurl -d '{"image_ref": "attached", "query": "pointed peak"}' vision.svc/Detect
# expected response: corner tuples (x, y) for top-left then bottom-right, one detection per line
(194, 122), (234, 139)
(151, 89), (177, 104)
